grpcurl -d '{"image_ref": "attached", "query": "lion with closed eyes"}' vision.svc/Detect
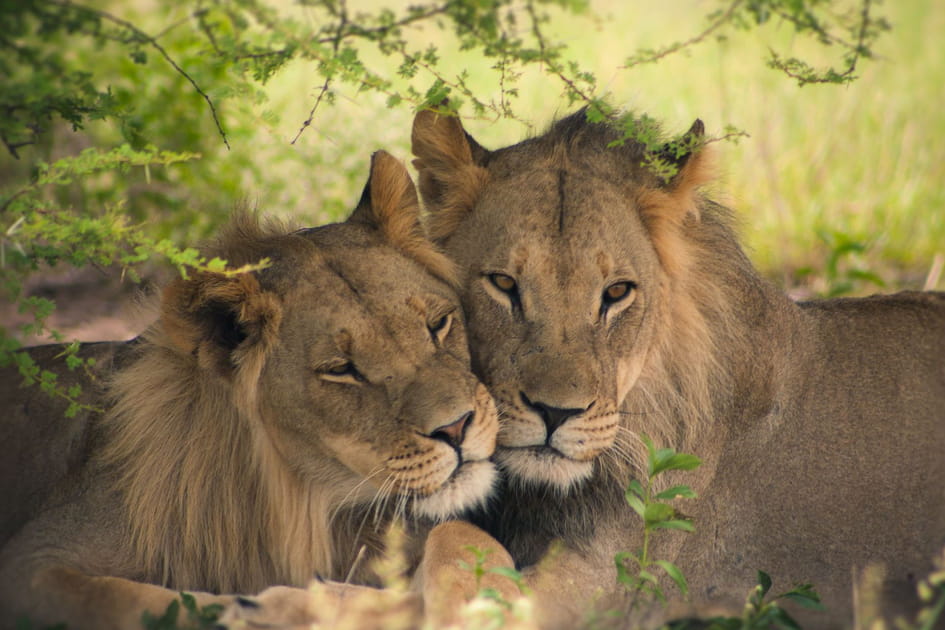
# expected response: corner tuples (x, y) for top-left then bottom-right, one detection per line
(0, 151), (505, 630)
(412, 107), (945, 628)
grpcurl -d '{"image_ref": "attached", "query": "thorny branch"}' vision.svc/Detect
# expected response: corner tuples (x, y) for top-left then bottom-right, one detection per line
(49, 0), (230, 149)
(768, 0), (878, 84)
(524, 1), (595, 106)
(292, 0), (349, 143)
(622, 0), (744, 68)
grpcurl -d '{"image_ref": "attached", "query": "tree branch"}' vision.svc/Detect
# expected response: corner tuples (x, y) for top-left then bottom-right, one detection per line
(51, 0), (230, 149)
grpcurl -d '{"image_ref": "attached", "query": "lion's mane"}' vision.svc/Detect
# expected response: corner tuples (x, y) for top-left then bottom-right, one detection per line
(98, 217), (381, 593)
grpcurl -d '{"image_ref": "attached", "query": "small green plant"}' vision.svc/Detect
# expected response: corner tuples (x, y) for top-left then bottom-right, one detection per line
(456, 545), (535, 629)
(669, 571), (823, 630)
(616, 435), (702, 606)
(460, 544), (530, 608)
(795, 228), (885, 298)
(140, 592), (223, 630)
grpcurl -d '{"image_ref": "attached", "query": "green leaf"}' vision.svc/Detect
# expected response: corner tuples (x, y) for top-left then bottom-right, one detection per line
(624, 490), (645, 517)
(654, 485), (697, 500)
(653, 560), (688, 596)
(205, 257), (227, 273)
(643, 502), (674, 525)
(779, 584), (825, 610)
(652, 453), (702, 475)
(614, 552), (639, 587)
(757, 570), (773, 598)
(488, 566), (523, 583)
(637, 569), (659, 585)
(179, 591), (197, 613)
(770, 608), (802, 630)
(651, 519), (695, 532)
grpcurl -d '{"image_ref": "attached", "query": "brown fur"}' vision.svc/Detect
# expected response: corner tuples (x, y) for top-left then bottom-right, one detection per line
(412, 108), (945, 628)
(0, 152), (499, 629)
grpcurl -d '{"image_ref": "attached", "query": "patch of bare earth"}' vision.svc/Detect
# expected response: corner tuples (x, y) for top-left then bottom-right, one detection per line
(1, 266), (166, 346)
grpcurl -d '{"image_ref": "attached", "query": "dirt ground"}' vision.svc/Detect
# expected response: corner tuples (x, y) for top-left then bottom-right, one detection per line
(1, 265), (165, 347)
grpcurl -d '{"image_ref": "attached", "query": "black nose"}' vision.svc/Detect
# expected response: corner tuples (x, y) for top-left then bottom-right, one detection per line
(430, 411), (473, 450)
(520, 392), (587, 437)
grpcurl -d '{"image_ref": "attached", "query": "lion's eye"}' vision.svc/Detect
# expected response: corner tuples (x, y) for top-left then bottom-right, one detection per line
(489, 273), (518, 294)
(428, 312), (453, 342)
(318, 361), (363, 384)
(602, 281), (635, 306)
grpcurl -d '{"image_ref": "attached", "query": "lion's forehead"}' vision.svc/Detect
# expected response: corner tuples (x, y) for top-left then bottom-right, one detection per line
(476, 170), (643, 243)
(279, 254), (457, 363)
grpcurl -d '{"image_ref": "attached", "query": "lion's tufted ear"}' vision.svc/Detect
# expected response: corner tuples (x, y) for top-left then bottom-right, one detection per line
(411, 104), (491, 243)
(349, 150), (459, 287)
(638, 119), (716, 278)
(350, 150), (420, 235)
(161, 271), (282, 378)
(658, 119), (713, 195)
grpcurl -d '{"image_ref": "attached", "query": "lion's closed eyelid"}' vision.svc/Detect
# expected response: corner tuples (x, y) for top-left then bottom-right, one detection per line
(428, 310), (454, 343)
(314, 359), (364, 384)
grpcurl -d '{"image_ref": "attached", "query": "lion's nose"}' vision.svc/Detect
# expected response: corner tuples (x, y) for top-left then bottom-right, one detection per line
(520, 392), (590, 438)
(430, 411), (473, 450)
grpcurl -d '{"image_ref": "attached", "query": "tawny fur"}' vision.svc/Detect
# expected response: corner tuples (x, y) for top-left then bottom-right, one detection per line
(0, 152), (500, 630)
(412, 107), (945, 629)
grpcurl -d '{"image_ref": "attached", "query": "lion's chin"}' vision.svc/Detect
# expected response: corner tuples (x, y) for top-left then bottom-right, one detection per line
(413, 460), (498, 522)
(494, 446), (594, 491)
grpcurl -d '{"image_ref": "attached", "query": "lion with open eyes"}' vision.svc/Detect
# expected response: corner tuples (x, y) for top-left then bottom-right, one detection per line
(412, 108), (945, 628)
(0, 151), (505, 630)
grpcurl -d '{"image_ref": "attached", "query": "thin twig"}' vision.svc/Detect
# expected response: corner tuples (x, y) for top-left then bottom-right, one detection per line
(769, 0), (875, 84)
(233, 4), (451, 61)
(291, 0), (349, 144)
(525, 1), (595, 105)
(153, 8), (208, 41)
(52, 0), (230, 149)
(622, 0), (743, 68)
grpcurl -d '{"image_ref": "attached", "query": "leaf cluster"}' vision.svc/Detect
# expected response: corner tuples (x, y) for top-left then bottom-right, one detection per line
(668, 571), (823, 630)
(794, 228), (885, 297)
(0, 144), (268, 413)
(616, 435), (701, 605)
(0, 0), (889, 418)
(459, 544), (531, 607)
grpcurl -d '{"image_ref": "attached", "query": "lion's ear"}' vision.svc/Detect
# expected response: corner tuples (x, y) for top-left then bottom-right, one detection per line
(659, 119), (713, 197)
(350, 150), (459, 287)
(411, 104), (490, 243)
(161, 272), (282, 378)
(638, 119), (715, 278)
(350, 150), (421, 236)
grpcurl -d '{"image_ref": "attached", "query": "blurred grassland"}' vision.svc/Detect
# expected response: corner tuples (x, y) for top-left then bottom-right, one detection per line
(249, 0), (944, 291)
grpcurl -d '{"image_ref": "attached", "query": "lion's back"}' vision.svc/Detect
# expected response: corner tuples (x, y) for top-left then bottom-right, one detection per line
(798, 290), (945, 381)
(0, 341), (132, 546)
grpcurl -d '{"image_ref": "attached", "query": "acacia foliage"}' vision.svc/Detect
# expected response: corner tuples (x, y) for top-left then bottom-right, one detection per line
(0, 0), (886, 404)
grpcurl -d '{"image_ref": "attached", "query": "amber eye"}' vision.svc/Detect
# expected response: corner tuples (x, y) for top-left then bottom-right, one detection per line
(602, 281), (635, 305)
(489, 273), (517, 294)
